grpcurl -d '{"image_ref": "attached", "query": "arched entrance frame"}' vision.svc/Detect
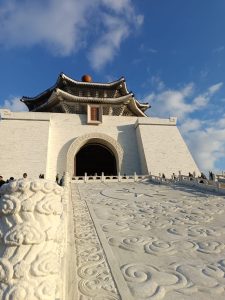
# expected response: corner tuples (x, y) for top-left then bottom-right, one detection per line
(66, 133), (124, 177)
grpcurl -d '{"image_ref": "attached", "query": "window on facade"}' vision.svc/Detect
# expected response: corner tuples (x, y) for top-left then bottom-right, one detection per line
(87, 105), (102, 124)
(90, 107), (99, 121)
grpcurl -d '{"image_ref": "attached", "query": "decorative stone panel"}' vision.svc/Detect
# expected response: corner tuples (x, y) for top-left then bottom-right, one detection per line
(0, 179), (66, 300)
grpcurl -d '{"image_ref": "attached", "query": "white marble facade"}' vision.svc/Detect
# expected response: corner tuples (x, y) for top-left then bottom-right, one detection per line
(0, 109), (199, 180)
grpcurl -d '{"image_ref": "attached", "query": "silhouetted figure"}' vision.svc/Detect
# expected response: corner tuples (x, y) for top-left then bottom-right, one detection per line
(209, 171), (213, 181)
(0, 176), (5, 187)
(188, 172), (193, 180)
(198, 172), (207, 184)
(6, 177), (15, 183)
(56, 174), (59, 184)
(59, 173), (65, 186)
(162, 173), (166, 179)
(200, 172), (207, 179)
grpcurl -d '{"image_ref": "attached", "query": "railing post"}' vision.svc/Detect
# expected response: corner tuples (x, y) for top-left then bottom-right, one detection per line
(118, 172), (121, 182)
(84, 172), (88, 183)
(178, 171), (181, 181)
(101, 172), (105, 182)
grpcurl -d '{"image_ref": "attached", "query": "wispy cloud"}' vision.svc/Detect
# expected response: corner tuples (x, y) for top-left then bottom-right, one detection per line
(140, 44), (158, 54)
(144, 83), (195, 119)
(0, 96), (28, 112)
(0, 0), (143, 69)
(182, 120), (225, 172)
(213, 46), (225, 53)
(88, 2), (143, 70)
(208, 82), (223, 95)
(143, 79), (224, 172)
(144, 81), (223, 120)
(88, 14), (129, 70)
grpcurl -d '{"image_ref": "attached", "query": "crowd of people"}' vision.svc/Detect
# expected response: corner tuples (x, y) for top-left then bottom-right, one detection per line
(0, 173), (28, 187)
(160, 171), (216, 183)
(0, 172), (65, 188)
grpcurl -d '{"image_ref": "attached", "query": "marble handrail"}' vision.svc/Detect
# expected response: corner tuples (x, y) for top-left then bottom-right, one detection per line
(0, 179), (67, 300)
(71, 173), (148, 183)
(149, 174), (225, 195)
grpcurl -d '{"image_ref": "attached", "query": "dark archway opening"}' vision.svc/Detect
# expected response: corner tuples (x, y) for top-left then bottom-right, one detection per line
(75, 143), (117, 176)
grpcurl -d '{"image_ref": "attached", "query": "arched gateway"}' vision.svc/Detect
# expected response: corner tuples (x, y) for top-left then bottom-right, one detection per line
(66, 133), (124, 177)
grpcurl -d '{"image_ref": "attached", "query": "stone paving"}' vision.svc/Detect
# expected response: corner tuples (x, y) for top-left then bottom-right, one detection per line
(72, 181), (225, 300)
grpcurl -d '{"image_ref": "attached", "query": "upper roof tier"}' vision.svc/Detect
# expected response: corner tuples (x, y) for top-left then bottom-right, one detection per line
(21, 73), (150, 117)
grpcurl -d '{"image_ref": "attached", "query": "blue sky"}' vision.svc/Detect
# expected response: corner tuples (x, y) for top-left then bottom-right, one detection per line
(0, 0), (225, 174)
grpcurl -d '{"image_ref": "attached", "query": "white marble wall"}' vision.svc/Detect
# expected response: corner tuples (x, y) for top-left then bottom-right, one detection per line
(136, 118), (200, 177)
(0, 109), (200, 180)
(0, 110), (50, 180)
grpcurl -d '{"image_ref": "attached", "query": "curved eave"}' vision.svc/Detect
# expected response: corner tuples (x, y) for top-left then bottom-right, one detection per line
(56, 89), (147, 116)
(134, 99), (150, 113)
(31, 88), (147, 116)
(60, 73), (126, 88)
(21, 90), (54, 111)
(55, 88), (132, 104)
(129, 98), (147, 117)
(21, 85), (56, 104)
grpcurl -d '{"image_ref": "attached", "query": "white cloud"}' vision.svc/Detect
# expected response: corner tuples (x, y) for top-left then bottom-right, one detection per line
(145, 81), (223, 121)
(217, 114), (225, 128)
(213, 46), (224, 53)
(140, 44), (157, 54)
(145, 83), (195, 119)
(0, 96), (28, 112)
(200, 68), (208, 79)
(183, 125), (225, 173)
(88, 2), (143, 70)
(88, 15), (129, 70)
(179, 110), (225, 173)
(143, 79), (224, 173)
(0, 0), (143, 68)
(180, 118), (203, 134)
(208, 82), (223, 95)
(193, 95), (208, 108)
(100, 0), (130, 13)
(150, 76), (165, 91)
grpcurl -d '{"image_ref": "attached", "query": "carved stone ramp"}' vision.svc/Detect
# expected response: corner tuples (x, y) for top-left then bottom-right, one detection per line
(71, 181), (225, 300)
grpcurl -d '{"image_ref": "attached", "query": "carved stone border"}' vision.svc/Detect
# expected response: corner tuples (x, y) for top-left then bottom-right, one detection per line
(0, 179), (65, 300)
(66, 133), (124, 176)
(71, 184), (121, 299)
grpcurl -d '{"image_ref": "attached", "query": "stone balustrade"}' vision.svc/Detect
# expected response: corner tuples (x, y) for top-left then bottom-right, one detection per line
(0, 178), (67, 300)
(72, 172), (148, 183)
(149, 174), (225, 195)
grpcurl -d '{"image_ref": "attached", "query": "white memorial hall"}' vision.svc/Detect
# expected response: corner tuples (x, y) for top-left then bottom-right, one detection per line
(1, 74), (225, 300)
